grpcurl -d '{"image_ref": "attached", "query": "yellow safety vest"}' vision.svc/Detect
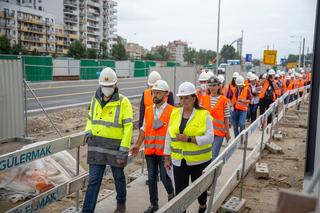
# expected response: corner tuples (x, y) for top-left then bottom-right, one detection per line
(168, 108), (212, 165)
(85, 89), (133, 166)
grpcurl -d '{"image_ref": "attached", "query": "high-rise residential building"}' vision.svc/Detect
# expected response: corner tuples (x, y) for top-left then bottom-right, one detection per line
(167, 40), (187, 64)
(125, 42), (144, 59)
(0, 0), (118, 54)
(0, 1), (56, 54)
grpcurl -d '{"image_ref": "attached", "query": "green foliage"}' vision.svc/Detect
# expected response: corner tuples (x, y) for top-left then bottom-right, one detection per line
(68, 40), (87, 59)
(0, 35), (11, 54)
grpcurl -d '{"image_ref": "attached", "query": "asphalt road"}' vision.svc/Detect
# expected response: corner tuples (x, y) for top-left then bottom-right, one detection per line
(26, 77), (147, 113)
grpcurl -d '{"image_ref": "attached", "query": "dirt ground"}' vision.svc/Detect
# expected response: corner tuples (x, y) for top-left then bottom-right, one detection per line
(227, 103), (309, 213)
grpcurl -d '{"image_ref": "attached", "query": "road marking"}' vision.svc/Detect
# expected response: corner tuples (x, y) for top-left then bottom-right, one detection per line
(27, 80), (147, 91)
(26, 86), (145, 100)
(27, 95), (142, 114)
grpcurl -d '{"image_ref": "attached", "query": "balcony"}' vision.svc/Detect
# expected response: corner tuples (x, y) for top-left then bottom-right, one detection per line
(20, 26), (44, 34)
(87, 36), (98, 42)
(110, 14), (117, 20)
(87, 30), (100, 36)
(64, 9), (77, 16)
(0, 11), (15, 19)
(56, 40), (64, 45)
(87, 0), (100, 8)
(109, 0), (117, 7)
(109, 8), (117, 13)
(109, 28), (117, 33)
(87, 14), (99, 22)
(69, 33), (78, 39)
(64, 0), (77, 7)
(108, 34), (117, 39)
(56, 32), (68, 37)
(48, 38), (56, 43)
(87, 23), (99, 29)
(64, 17), (77, 23)
(110, 20), (117, 26)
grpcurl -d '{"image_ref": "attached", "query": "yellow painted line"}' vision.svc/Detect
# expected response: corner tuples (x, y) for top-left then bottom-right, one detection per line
(27, 91), (95, 100)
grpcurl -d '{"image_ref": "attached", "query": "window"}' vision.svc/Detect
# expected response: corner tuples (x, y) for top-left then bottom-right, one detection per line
(38, 6), (42, 10)
(38, 0), (42, 2)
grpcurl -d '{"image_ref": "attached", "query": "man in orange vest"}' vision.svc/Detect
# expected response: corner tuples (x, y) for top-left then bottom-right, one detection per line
(131, 80), (174, 213)
(139, 71), (174, 129)
(259, 69), (281, 124)
(228, 75), (252, 137)
(283, 75), (295, 104)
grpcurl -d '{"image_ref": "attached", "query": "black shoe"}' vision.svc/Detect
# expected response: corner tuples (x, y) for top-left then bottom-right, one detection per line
(168, 192), (175, 201)
(198, 206), (207, 213)
(144, 205), (159, 213)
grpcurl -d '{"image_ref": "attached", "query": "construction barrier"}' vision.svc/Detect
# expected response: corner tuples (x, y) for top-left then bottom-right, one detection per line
(2, 85), (310, 213)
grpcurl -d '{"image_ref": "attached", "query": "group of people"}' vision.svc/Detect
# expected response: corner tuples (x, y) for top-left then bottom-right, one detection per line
(81, 66), (311, 213)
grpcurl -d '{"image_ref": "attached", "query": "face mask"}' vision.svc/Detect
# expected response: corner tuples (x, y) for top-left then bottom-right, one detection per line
(200, 84), (207, 90)
(101, 87), (114, 97)
(153, 97), (163, 104)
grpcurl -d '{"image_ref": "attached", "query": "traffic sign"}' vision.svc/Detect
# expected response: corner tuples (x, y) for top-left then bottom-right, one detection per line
(263, 50), (277, 65)
(245, 54), (253, 62)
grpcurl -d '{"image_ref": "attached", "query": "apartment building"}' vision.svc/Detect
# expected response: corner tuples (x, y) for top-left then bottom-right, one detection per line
(0, 1), (56, 54)
(125, 42), (145, 59)
(1, 0), (118, 54)
(167, 40), (187, 64)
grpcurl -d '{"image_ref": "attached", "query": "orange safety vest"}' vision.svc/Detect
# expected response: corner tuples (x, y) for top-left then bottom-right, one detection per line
(282, 81), (295, 93)
(232, 86), (249, 111)
(259, 80), (280, 101)
(298, 80), (305, 88)
(221, 85), (228, 96)
(144, 89), (153, 107)
(306, 73), (311, 83)
(144, 104), (173, 156)
(211, 96), (228, 137)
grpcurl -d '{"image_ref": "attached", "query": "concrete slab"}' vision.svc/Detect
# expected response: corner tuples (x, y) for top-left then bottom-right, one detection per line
(221, 196), (246, 213)
(266, 142), (283, 154)
(255, 163), (269, 179)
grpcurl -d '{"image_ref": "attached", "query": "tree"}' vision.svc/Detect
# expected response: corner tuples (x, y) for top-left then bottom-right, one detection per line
(10, 44), (27, 55)
(87, 48), (98, 59)
(287, 54), (299, 63)
(31, 48), (40, 55)
(155, 46), (170, 60)
(144, 53), (156, 60)
(220, 45), (238, 63)
(183, 47), (197, 64)
(99, 39), (109, 59)
(111, 37), (127, 60)
(0, 35), (11, 54)
(68, 40), (86, 59)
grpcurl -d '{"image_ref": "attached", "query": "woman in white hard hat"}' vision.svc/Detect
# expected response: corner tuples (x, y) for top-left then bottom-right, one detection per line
(196, 71), (210, 106)
(164, 82), (214, 213)
(248, 74), (261, 123)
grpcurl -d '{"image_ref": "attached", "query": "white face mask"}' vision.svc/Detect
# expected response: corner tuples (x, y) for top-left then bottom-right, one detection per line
(200, 84), (207, 91)
(101, 87), (114, 97)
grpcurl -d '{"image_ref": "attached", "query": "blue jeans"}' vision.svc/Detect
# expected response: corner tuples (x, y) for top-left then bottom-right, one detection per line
(145, 154), (174, 206)
(82, 164), (126, 213)
(232, 110), (247, 137)
(212, 136), (224, 160)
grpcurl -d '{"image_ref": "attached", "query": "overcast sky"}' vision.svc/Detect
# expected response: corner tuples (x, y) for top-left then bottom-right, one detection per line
(117, 0), (317, 60)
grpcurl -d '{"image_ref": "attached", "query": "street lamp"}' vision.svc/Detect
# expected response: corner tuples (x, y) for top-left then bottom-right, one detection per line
(216, 0), (221, 73)
(290, 35), (303, 67)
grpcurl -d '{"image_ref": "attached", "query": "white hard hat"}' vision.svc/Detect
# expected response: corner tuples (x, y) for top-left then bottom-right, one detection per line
(207, 70), (214, 78)
(152, 80), (169, 91)
(99, 67), (118, 86)
(268, 69), (276, 75)
(291, 73), (295, 78)
(177, 82), (196, 96)
(285, 75), (291, 80)
(277, 70), (281, 75)
(249, 73), (257, 81)
(217, 74), (225, 83)
(235, 75), (245, 86)
(246, 72), (253, 79)
(301, 69), (305, 73)
(148, 71), (161, 86)
(262, 73), (267, 79)
(275, 73), (280, 78)
(198, 71), (209, 82)
(294, 72), (300, 77)
(288, 69), (293, 74)
(232, 72), (239, 78)
(281, 71), (286, 76)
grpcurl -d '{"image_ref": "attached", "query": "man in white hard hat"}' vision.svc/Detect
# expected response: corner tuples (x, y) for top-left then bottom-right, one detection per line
(245, 72), (253, 86)
(139, 71), (174, 129)
(83, 68), (133, 213)
(259, 69), (280, 124)
(228, 75), (252, 137)
(131, 80), (174, 213)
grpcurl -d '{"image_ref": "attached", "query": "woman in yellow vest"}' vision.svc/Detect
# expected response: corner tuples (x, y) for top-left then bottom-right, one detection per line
(164, 82), (214, 213)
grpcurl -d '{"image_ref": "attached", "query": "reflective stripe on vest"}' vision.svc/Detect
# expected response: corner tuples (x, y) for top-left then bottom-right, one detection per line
(170, 146), (212, 156)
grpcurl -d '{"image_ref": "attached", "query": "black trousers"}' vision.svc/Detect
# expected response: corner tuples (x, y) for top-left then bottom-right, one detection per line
(259, 99), (272, 124)
(173, 159), (211, 212)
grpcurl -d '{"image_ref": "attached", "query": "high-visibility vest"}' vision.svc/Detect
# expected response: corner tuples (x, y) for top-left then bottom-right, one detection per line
(85, 90), (133, 165)
(221, 85), (228, 96)
(144, 89), (153, 107)
(298, 80), (305, 88)
(259, 80), (280, 101)
(202, 95), (228, 137)
(282, 81), (295, 93)
(232, 86), (249, 111)
(168, 108), (212, 165)
(144, 104), (173, 156)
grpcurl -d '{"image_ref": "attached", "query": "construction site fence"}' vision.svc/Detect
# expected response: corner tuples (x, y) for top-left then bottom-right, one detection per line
(1, 85), (310, 213)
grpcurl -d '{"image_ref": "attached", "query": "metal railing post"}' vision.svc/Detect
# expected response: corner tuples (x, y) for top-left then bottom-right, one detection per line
(239, 132), (248, 200)
(268, 104), (276, 144)
(207, 165), (222, 213)
(75, 146), (80, 211)
(259, 115), (266, 161)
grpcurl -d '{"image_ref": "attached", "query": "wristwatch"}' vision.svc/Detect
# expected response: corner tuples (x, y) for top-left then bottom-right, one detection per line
(187, 137), (192, 142)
